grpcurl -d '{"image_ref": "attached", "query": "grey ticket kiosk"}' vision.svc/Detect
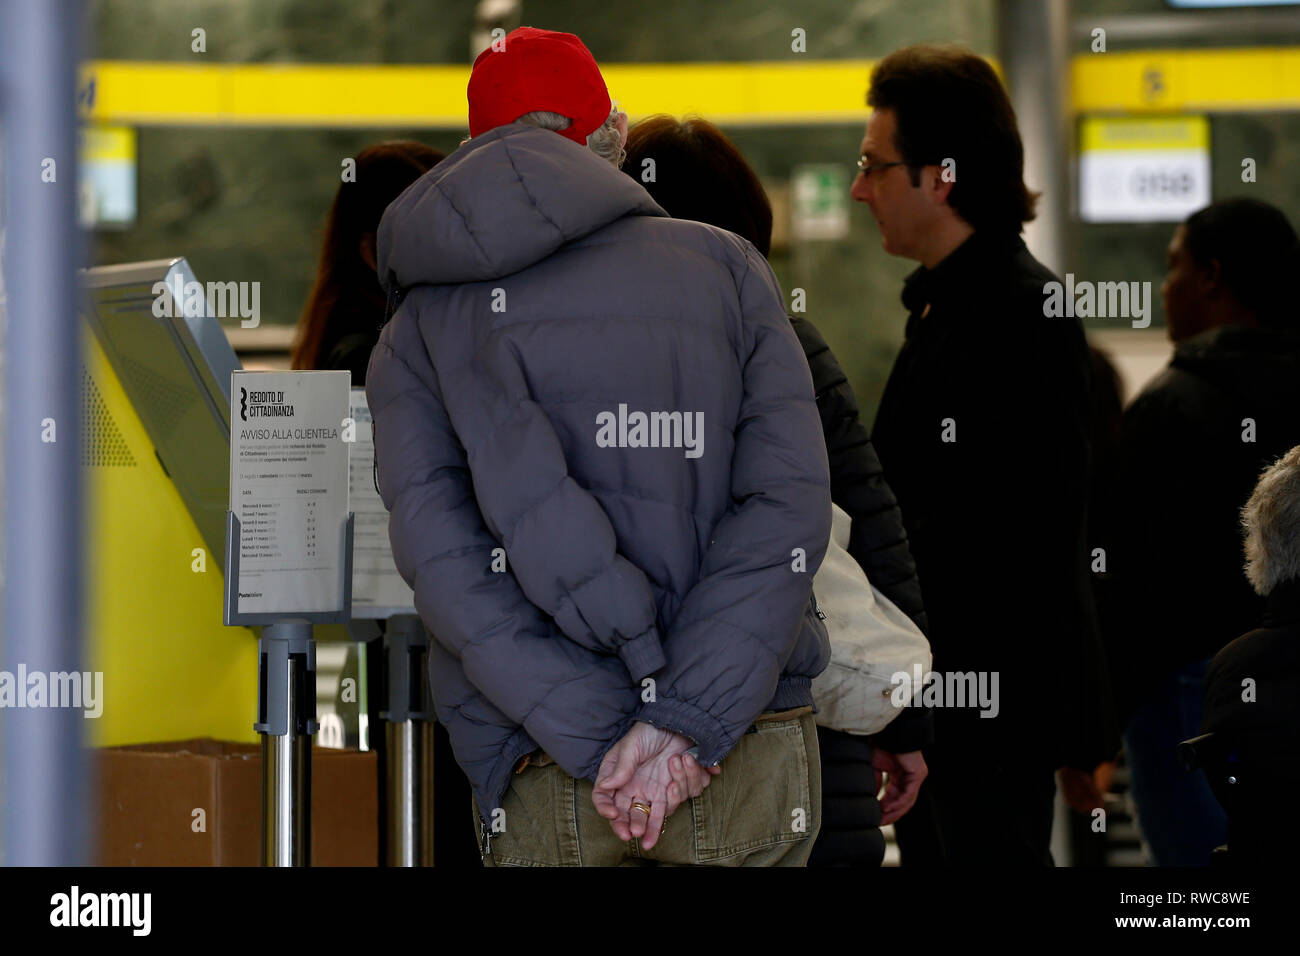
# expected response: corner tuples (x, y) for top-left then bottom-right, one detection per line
(84, 260), (351, 865)
(83, 259), (427, 867)
(83, 259), (357, 866)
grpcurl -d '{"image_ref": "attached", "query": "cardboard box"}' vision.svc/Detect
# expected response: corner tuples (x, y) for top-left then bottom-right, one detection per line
(95, 738), (377, 866)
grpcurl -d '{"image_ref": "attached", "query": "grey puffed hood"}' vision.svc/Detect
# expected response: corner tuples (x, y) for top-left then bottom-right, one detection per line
(378, 122), (668, 288)
(367, 121), (831, 824)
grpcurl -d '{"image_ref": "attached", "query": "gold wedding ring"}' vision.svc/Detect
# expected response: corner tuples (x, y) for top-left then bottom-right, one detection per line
(631, 801), (652, 816)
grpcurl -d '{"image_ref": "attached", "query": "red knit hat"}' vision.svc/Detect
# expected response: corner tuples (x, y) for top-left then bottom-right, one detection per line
(467, 27), (612, 145)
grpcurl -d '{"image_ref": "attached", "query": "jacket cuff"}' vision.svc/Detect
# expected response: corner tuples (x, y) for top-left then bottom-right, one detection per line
(617, 626), (666, 682)
(867, 704), (934, 754)
(633, 697), (732, 767)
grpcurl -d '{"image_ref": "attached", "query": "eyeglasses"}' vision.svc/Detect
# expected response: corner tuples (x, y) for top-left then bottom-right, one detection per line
(856, 156), (910, 177)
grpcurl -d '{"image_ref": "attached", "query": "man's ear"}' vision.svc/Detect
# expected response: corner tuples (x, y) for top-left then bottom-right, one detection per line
(1202, 257), (1224, 296)
(924, 165), (956, 207)
(359, 233), (378, 272)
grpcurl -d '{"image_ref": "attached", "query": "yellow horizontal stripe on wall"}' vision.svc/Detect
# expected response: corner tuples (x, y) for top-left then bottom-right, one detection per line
(602, 61), (875, 124)
(81, 61), (471, 127)
(78, 48), (1300, 128)
(1072, 47), (1300, 113)
(78, 59), (879, 127)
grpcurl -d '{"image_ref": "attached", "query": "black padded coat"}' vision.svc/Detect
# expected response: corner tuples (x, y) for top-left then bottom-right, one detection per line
(792, 315), (932, 867)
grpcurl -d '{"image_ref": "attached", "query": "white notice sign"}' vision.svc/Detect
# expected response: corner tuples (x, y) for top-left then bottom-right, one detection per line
(348, 388), (416, 617)
(1079, 115), (1210, 224)
(230, 371), (351, 615)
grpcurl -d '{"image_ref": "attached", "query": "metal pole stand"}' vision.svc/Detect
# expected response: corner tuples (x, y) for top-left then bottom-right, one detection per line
(382, 614), (435, 866)
(224, 511), (354, 868)
(254, 619), (319, 866)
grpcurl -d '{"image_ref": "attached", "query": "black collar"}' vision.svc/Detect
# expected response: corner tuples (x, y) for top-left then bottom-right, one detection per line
(1263, 577), (1300, 627)
(900, 229), (1026, 317)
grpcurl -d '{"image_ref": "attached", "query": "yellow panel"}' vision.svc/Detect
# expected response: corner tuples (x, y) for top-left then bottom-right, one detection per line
(224, 64), (469, 126)
(1073, 48), (1300, 114)
(1080, 114), (1210, 152)
(602, 60), (878, 125)
(83, 327), (259, 745)
(79, 125), (136, 162)
(79, 61), (470, 127)
(81, 61), (228, 126)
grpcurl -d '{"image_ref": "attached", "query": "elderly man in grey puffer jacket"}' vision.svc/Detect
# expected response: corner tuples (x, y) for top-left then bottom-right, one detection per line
(367, 27), (832, 866)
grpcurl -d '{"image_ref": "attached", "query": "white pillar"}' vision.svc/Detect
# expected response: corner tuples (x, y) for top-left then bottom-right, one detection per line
(998, 0), (1071, 275)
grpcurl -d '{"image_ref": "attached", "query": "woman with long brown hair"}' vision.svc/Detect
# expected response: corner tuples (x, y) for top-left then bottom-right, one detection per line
(295, 140), (483, 867)
(291, 140), (444, 381)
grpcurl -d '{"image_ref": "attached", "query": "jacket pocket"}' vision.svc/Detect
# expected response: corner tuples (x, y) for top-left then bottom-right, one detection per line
(691, 715), (813, 863)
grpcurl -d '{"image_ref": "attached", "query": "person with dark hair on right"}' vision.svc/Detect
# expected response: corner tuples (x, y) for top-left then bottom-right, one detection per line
(623, 114), (932, 868)
(853, 44), (1119, 866)
(1200, 444), (1300, 866)
(1105, 198), (1300, 865)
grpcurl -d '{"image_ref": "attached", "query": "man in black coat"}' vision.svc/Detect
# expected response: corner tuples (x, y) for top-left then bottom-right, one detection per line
(1103, 198), (1300, 865)
(855, 45), (1118, 865)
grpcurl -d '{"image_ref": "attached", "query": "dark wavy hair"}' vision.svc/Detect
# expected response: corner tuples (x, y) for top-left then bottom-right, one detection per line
(1182, 198), (1300, 330)
(867, 44), (1038, 235)
(622, 115), (773, 257)
(291, 141), (444, 370)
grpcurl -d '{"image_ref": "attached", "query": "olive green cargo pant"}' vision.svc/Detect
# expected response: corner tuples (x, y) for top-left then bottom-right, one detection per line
(473, 709), (821, 867)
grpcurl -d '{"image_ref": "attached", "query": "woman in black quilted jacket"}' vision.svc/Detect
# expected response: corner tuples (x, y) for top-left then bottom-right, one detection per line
(624, 115), (934, 866)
